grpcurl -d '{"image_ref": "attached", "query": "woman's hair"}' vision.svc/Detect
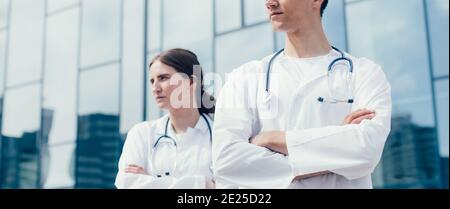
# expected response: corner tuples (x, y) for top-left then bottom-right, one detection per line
(149, 48), (215, 115)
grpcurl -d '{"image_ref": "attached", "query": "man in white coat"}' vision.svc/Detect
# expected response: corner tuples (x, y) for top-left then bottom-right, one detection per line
(212, 0), (392, 189)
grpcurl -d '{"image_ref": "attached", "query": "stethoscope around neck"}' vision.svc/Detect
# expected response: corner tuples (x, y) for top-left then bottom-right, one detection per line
(151, 113), (212, 178)
(264, 46), (355, 104)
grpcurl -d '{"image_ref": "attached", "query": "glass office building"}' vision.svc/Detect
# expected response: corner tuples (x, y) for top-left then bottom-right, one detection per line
(0, 0), (448, 189)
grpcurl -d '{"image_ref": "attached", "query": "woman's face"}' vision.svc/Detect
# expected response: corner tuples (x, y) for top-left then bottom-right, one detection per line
(149, 60), (193, 111)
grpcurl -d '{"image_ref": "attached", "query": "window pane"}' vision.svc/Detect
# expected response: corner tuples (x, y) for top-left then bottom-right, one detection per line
(216, 0), (241, 33)
(347, 0), (434, 126)
(47, 0), (78, 14)
(80, 0), (120, 68)
(76, 109), (121, 189)
(323, 0), (346, 50)
(122, 0), (144, 134)
(435, 79), (449, 157)
(79, 65), (120, 115)
(0, 31), (6, 95)
(42, 143), (75, 189)
(75, 113), (122, 189)
(2, 86), (41, 137)
(1, 132), (39, 189)
(77, 65), (121, 189)
(6, 0), (44, 87)
(216, 23), (273, 76)
(0, 0), (9, 28)
(148, 0), (161, 52)
(347, 0), (441, 189)
(427, 0), (449, 77)
(244, 0), (267, 25)
(1, 85), (41, 189)
(43, 8), (78, 145)
(163, 0), (213, 73)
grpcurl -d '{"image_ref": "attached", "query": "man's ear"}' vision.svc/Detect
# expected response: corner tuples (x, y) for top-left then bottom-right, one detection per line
(312, 0), (323, 9)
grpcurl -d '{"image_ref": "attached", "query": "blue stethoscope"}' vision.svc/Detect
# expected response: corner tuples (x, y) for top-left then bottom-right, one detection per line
(265, 46), (355, 104)
(151, 113), (212, 178)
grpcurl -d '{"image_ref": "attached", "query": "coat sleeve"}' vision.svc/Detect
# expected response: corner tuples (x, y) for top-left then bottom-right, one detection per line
(212, 66), (295, 189)
(285, 61), (392, 180)
(114, 124), (206, 189)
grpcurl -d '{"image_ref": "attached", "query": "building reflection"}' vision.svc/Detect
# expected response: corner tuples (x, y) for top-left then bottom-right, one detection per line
(0, 105), (124, 189)
(376, 114), (444, 189)
(0, 131), (39, 189)
(75, 113), (123, 189)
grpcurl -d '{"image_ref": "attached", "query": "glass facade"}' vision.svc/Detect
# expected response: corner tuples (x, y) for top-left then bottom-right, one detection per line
(0, 0), (448, 189)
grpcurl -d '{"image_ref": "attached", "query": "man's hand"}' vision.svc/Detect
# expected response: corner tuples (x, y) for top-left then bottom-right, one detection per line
(342, 109), (376, 125)
(205, 177), (215, 189)
(125, 164), (147, 175)
(250, 131), (288, 155)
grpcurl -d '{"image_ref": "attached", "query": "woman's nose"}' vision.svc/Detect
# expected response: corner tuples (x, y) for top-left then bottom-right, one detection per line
(152, 82), (162, 93)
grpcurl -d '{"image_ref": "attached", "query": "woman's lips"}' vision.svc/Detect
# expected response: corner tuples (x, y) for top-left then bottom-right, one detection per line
(156, 96), (166, 101)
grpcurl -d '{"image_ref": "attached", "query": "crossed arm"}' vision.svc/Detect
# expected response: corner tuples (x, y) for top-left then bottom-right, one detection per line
(124, 165), (216, 189)
(250, 109), (376, 180)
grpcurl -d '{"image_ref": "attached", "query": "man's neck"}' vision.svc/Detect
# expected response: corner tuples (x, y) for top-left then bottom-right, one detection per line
(284, 23), (331, 58)
(169, 108), (200, 134)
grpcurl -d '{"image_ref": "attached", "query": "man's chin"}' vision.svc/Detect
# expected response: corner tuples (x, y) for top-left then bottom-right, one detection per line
(271, 23), (287, 32)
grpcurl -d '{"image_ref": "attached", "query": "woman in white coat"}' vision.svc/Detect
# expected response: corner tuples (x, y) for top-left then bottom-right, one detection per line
(115, 49), (215, 189)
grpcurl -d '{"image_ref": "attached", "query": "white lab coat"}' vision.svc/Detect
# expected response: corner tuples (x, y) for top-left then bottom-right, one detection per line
(212, 50), (392, 189)
(115, 114), (214, 189)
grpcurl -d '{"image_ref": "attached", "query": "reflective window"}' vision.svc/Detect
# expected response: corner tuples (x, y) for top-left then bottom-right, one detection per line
(2, 85), (41, 138)
(215, 0), (241, 33)
(1, 133), (39, 189)
(148, 0), (161, 52)
(347, 0), (441, 188)
(80, 0), (120, 68)
(216, 24), (273, 76)
(0, 31), (6, 95)
(76, 111), (121, 189)
(77, 64), (120, 189)
(427, 0), (449, 77)
(244, 0), (267, 25)
(435, 79), (449, 157)
(6, 0), (44, 87)
(122, 0), (144, 134)
(42, 143), (75, 189)
(79, 65), (120, 116)
(347, 0), (434, 126)
(323, 0), (346, 50)
(0, 0), (9, 28)
(43, 8), (78, 145)
(1, 85), (41, 189)
(47, 0), (79, 14)
(163, 0), (213, 73)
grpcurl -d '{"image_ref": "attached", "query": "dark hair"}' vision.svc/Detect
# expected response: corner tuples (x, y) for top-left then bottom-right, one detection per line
(320, 0), (328, 17)
(149, 48), (215, 115)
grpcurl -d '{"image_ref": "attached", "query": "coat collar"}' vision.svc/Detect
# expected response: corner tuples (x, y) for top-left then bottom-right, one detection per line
(154, 114), (212, 136)
(273, 49), (343, 87)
